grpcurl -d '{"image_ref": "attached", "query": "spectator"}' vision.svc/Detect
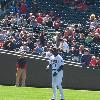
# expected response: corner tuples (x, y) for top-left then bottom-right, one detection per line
(36, 13), (43, 25)
(19, 42), (30, 53)
(92, 33), (100, 44)
(20, 1), (27, 16)
(16, 51), (27, 87)
(53, 17), (61, 31)
(70, 46), (79, 62)
(45, 48), (53, 59)
(85, 34), (93, 44)
(39, 30), (46, 47)
(78, 33), (85, 45)
(33, 44), (44, 55)
(59, 38), (69, 60)
(81, 48), (91, 68)
(89, 14), (97, 29)
(53, 31), (61, 47)
(79, 45), (84, 63)
(3, 37), (15, 51)
(89, 56), (97, 68)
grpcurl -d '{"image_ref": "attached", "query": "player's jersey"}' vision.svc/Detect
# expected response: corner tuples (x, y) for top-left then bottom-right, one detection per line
(49, 54), (64, 70)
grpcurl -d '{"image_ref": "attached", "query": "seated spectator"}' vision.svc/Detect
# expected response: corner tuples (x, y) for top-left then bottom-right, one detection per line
(33, 44), (44, 55)
(96, 18), (100, 28)
(85, 34), (93, 46)
(95, 28), (100, 34)
(19, 42), (30, 53)
(79, 45), (84, 63)
(36, 13), (43, 25)
(45, 48), (53, 59)
(27, 37), (36, 52)
(3, 37), (15, 51)
(53, 31), (61, 47)
(89, 56), (97, 69)
(92, 33), (100, 44)
(78, 33), (85, 45)
(20, 1), (28, 16)
(89, 14), (97, 29)
(70, 46), (79, 62)
(81, 48), (91, 68)
(53, 17), (61, 31)
(76, 1), (88, 11)
(45, 17), (53, 28)
(39, 30), (46, 47)
(59, 38), (69, 60)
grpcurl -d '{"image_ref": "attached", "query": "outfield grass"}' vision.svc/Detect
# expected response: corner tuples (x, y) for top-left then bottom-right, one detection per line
(0, 85), (100, 100)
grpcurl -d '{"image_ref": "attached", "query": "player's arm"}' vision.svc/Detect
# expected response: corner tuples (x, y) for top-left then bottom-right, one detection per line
(46, 58), (52, 69)
(57, 58), (64, 72)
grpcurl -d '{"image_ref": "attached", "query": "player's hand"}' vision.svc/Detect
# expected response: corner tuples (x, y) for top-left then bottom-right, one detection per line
(46, 65), (49, 70)
(53, 72), (57, 77)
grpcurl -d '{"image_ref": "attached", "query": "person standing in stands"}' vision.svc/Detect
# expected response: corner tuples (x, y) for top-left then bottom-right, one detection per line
(81, 48), (91, 68)
(16, 51), (27, 87)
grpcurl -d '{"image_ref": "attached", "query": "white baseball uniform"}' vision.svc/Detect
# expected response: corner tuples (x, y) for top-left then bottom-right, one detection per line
(48, 54), (64, 100)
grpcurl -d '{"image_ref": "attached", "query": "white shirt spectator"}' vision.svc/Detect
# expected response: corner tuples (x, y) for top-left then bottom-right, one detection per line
(19, 45), (30, 53)
(59, 40), (69, 53)
(45, 51), (53, 59)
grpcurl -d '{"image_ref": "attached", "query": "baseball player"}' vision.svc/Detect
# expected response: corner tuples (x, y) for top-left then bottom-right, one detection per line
(46, 47), (64, 100)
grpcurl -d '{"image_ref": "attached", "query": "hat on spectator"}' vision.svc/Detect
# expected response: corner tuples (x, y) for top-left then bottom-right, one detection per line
(84, 48), (89, 52)
(29, 13), (33, 16)
(92, 56), (96, 59)
(55, 31), (60, 35)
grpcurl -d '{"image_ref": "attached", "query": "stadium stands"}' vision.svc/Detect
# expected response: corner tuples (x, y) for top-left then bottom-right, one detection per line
(0, 0), (100, 68)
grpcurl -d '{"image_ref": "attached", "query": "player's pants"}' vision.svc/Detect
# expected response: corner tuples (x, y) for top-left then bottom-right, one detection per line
(52, 70), (64, 100)
(16, 68), (26, 86)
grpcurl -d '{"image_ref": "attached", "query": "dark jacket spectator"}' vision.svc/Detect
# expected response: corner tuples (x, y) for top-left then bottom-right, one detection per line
(81, 48), (91, 67)
(96, 57), (100, 68)
(3, 38), (15, 51)
(92, 33), (100, 44)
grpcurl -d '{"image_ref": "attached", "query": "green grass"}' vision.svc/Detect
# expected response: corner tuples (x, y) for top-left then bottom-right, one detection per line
(0, 85), (100, 100)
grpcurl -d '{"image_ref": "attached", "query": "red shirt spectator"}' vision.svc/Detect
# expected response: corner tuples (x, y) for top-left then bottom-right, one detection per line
(77, 2), (88, 11)
(37, 15), (43, 24)
(89, 56), (97, 68)
(20, 2), (27, 14)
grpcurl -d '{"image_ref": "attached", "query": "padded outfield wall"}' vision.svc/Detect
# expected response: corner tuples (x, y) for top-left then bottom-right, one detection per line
(0, 52), (100, 90)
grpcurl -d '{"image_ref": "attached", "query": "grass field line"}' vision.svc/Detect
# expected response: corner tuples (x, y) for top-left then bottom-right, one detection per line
(0, 85), (100, 100)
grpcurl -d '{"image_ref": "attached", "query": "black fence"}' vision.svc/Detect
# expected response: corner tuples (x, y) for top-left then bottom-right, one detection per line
(0, 50), (100, 90)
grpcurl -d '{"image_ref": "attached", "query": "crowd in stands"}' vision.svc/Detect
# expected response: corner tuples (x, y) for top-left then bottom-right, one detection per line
(0, 0), (100, 68)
